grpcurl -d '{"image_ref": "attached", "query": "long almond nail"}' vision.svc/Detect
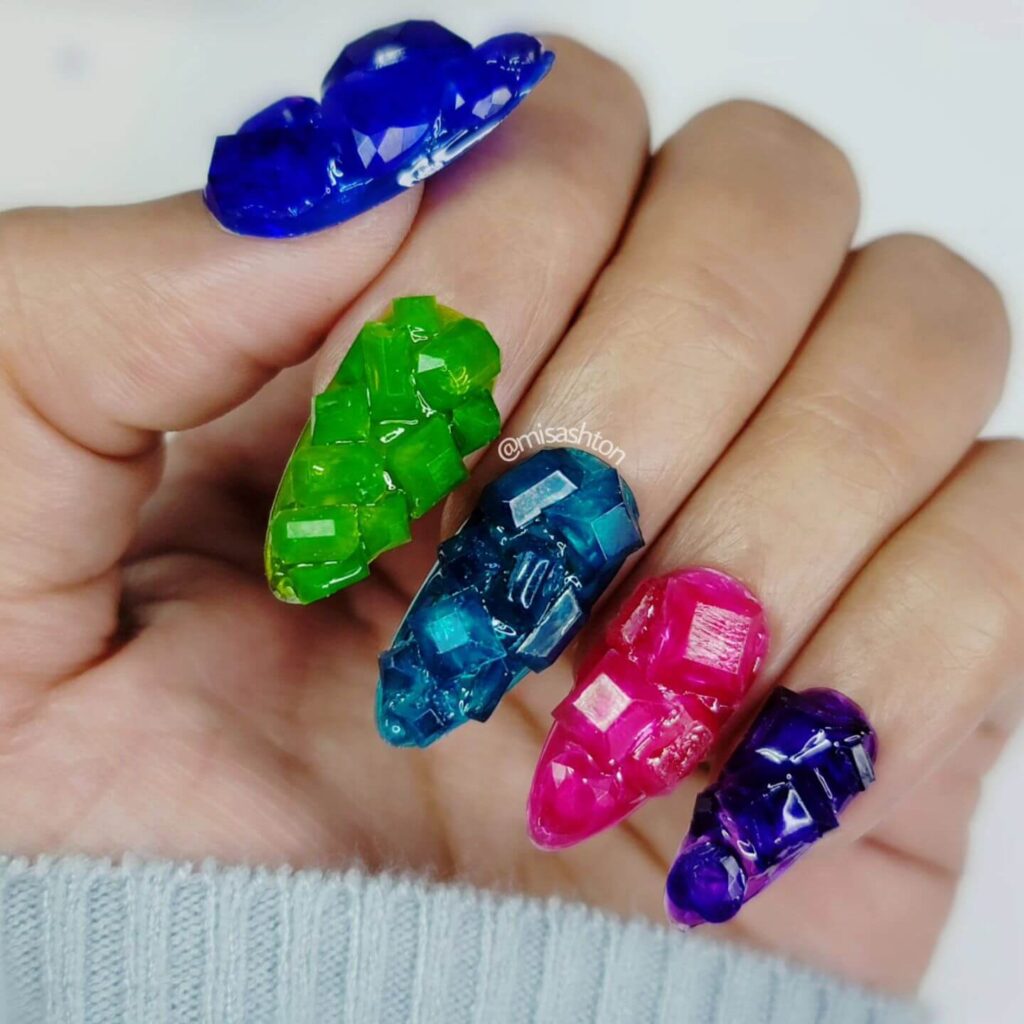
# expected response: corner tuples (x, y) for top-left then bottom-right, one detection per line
(665, 686), (877, 928)
(265, 296), (501, 604)
(528, 567), (768, 849)
(377, 448), (644, 747)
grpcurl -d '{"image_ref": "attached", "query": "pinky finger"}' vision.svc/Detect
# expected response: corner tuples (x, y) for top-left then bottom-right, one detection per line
(662, 440), (1024, 989)
(786, 438), (1024, 823)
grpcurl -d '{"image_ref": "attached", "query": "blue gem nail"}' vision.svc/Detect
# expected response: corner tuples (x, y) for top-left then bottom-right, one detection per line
(377, 448), (644, 748)
(665, 687), (877, 927)
(205, 21), (555, 237)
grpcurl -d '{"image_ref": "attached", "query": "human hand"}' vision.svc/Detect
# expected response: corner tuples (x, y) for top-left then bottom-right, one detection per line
(0, 40), (1018, 996)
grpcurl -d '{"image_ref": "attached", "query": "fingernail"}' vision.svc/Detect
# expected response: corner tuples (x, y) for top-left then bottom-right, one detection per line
(377, 448), (644, 747)
(265, 296), (501, 604)
(665, 687), (877, 928)
(527, 567), (769, 849)
(205, 21), (555, 237)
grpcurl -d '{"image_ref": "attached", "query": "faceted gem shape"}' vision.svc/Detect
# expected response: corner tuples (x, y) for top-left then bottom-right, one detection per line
(311, 385), (371, 444)
(358, 492), (412, 562)
(528, 568), (768, 850)
(292, 443), (389, 505)
(265, 297), (501, 604)
(322, 21), (471, 94)
(383, 416), (468, 517)
(205, 21), (555, 237)
(415, 318), (501, 410)
(450, 392), (501, 454)
(269, 506), (360, 565)
(376, 448), (644, 748)
(239, 96), (322, 134)
(665, 687), (877, 929)
(205, 125), (349, 237)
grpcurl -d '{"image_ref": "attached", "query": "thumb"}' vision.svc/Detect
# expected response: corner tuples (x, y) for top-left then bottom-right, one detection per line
(0, 190), (418, 457)
(0, 189), (417, 692)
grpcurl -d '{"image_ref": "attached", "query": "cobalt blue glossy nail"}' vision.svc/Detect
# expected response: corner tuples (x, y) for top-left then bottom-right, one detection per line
(377, 448), (644, 748)
(665, 687), (877, 928)
(205, 21), (555, 237)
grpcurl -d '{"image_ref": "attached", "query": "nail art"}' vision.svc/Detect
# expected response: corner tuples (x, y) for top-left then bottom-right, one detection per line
(528, 568), (769, 850)
(265, 296), (501, 604)
(377, 448), (644, 747)
(205, 21), (555, 237)
(665, 687), (877, 928)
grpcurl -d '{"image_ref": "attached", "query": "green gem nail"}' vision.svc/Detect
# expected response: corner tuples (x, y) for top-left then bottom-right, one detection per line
(266, 296), (502, 604)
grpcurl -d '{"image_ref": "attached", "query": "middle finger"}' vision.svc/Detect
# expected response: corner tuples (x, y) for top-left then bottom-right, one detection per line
(454, 100), (859, 551)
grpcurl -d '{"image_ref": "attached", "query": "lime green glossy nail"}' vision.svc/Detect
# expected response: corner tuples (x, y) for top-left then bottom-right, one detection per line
(265, 296), (502, 604)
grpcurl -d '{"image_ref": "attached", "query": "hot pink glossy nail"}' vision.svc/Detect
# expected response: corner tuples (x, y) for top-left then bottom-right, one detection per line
(527, 567), (769, 850)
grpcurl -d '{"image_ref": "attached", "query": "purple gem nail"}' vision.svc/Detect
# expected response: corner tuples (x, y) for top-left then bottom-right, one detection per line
(665, 687), (877, 928)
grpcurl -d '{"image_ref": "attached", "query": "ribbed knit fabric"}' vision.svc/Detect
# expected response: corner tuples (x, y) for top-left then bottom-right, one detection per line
(0, 856), (924, 1024)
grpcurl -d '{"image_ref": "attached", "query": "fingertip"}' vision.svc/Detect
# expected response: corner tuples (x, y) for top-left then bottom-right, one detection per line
(0, 185), (422, 458)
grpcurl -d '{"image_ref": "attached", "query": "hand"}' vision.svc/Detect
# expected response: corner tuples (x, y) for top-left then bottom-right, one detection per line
(0, 40), (1018, 996)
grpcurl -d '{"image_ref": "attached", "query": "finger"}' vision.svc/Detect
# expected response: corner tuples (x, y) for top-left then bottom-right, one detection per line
(141, 39), (650, 584)
(786, 440), (1024, 827)
(0, 38), (649, 693)
(691, 440), (1024, 986)
(445, 100), (859, 549)
(0, 191), (418, 460)
(620, 240), (1008, 862)
(639, 233), (1010, 677)
(0, 174), (419, 697)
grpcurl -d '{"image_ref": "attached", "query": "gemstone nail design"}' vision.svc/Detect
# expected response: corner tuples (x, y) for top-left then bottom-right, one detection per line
(377, 448), (644, 748)
(665, 687), (877, 928)
(528, 568), (769, 849)
(265, 296), (501, 604)
(205, 21), (555, 237)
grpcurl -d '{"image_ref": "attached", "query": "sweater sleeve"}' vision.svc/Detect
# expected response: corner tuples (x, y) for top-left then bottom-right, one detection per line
(0, 855), (924, 1024)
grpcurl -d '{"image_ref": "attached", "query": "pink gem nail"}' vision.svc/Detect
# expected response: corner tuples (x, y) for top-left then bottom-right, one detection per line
(527, 567), (769, 849)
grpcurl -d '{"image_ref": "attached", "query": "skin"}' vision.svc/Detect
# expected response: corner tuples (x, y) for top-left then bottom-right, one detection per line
(0, 38), (1020, 996)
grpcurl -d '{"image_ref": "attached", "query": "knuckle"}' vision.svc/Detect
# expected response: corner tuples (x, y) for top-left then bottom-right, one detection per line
(589, 265), (769, 387)
(687, 99), (858, 209)
(786, 388), (910, 491)
(542, 36), (649, 137)
(907, 519), (1022, 686)
(980, 436), (1024, 469)
(932, 443), (1024, 637)
(863, 234), (1010, 344)
(969, 440), (1024, 520)
(858, 233), (1011, 383)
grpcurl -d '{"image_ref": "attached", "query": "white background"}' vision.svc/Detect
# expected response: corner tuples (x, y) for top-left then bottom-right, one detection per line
(0, 1), (1021, 1020)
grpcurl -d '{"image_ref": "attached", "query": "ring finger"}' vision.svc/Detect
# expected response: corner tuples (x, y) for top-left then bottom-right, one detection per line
(622, 231), (1008, 856)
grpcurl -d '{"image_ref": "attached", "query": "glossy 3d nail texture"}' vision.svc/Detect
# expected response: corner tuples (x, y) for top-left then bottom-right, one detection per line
(529, 568), (768, 849)
(377, 448), (644, 748)
(265, 296), (501, 604)
(665, 687), (877, 928)
(205, 21), (555, 236)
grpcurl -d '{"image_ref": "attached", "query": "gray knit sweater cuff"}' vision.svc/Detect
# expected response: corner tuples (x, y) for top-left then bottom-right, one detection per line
(0, 856), (924, 1024)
